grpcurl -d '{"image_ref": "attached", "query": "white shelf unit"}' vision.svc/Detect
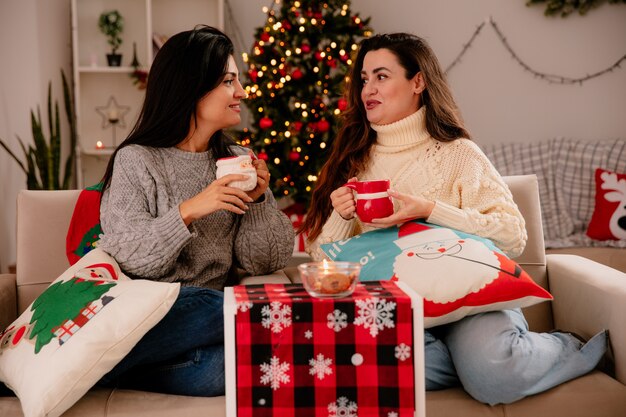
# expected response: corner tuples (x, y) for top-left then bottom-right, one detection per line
(71, 0), (224, 187)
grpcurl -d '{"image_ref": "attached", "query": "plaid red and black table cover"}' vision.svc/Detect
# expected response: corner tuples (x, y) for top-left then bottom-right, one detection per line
(224, 280), (425, 417)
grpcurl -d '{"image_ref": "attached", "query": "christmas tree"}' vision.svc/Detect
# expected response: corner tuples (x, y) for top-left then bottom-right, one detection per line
(237, 0), (372, 206)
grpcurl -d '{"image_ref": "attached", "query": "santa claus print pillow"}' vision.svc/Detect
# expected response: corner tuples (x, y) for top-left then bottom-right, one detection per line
(321, 221), (552, 328)
(586, 168), (626, 241)
(0, 249), (179, 417)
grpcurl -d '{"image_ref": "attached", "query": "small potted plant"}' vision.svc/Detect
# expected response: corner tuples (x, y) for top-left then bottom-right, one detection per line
(98, 10), (124, 66)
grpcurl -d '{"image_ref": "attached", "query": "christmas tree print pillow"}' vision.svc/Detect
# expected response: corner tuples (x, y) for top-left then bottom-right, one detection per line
(320, 221), (552, 328)
(0, 249), (179, 417)
(66, 183), (103, 265)
(586, 168), (626, 241)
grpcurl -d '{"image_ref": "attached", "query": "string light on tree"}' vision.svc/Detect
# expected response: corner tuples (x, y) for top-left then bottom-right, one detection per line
(232, 0), (372, 206)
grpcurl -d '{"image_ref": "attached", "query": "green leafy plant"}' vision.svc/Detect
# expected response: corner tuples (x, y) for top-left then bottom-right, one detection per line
(0, 70), (77, 190)
(98, 10), (124, 53)
(526, 0), (626, 17)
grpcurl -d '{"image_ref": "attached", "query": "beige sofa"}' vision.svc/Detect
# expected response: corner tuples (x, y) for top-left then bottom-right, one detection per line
(1, 175), (626, 417)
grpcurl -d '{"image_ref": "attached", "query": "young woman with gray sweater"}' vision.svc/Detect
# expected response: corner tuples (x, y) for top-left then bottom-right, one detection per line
(96, 26), (294, 396)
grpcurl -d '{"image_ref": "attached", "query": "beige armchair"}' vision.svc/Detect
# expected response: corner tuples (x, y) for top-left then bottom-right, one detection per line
(1, 175), (625, 417)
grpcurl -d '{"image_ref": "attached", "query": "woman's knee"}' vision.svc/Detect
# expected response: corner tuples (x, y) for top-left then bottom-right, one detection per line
(443, 310), (535, 403)
(444, 310), (528, 361)
(162, 287), (225, 340)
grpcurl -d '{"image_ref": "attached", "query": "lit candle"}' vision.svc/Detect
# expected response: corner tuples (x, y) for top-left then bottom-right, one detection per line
(108, 108), (119, 121)
(95, 141), (104, 149)
(318, 259), (351, 295)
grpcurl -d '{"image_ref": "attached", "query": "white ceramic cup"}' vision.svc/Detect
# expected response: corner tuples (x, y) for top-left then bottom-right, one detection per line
(216, 155), (257, 191)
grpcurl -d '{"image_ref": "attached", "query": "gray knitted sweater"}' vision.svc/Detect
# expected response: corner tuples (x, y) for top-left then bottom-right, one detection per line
(98, 144), (295, 289)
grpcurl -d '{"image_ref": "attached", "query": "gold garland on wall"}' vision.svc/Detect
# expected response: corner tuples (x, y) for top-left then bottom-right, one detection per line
(444, 17), (626, 85)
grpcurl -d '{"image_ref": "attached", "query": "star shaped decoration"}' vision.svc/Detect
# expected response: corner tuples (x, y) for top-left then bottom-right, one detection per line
(95, 96), (131, 129)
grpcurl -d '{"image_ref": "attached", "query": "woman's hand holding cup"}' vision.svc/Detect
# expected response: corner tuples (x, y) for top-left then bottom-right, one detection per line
(246, 157), (270, 202)
(331, 177), (358, 220)
(370, 189), (435, 228)
(179, 174), (254, 225)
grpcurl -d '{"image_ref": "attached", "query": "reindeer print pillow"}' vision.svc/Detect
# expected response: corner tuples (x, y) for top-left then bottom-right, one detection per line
(0, 249), (179, 417)
(321, 221), (552, 328)
(586, 168), (626, 241)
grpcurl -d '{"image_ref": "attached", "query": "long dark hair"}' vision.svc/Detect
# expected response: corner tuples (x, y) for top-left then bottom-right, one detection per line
(100, 25), (237, 192)
(302, 33), (471, 242)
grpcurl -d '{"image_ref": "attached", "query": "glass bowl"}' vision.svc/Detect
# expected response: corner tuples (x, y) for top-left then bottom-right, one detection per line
(297, 261), (361, 298)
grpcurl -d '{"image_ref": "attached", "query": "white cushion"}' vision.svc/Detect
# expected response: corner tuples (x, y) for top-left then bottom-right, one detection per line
(0, 249), (180, 417)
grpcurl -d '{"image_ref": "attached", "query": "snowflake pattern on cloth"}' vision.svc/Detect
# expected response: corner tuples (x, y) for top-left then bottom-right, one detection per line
(327, 309), (348, 332)
(260, 356), (290, 390)
(236, 300), (253, 313)
(353, 297), (396, 337)
(309, 353), (333, 380)
(394, 343), (411, 361)
(261, 301), (292, 333)
(328, 396), (358, 417)
(232, 281), (416, 416)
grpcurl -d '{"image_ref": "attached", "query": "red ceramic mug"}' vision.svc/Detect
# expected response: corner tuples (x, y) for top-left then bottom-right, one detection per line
(343, 179), (394, 223)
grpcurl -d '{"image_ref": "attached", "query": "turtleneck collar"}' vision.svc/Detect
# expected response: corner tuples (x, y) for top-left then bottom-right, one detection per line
(370, 106), (430, 149)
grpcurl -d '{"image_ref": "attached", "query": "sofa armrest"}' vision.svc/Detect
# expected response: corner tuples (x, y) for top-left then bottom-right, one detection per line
(239, 270), (292, 285)
(547, 254), (626, 385)
(0, 274), (17, 330)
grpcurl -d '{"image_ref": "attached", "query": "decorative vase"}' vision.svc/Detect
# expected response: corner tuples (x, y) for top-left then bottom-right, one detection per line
(130, 42), (140, 67)
(106, 53), (122, 67)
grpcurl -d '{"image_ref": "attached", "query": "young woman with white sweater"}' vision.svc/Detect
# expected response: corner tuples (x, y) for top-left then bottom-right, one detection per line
(302, 33), (607, 405)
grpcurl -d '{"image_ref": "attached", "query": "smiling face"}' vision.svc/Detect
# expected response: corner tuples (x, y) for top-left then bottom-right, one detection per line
(360, 48), (424, 125)
(195, 55), (247, 132)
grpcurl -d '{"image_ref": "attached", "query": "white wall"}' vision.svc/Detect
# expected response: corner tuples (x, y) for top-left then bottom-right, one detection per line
(1, 0), (624, 272)
(0, 0), (72, 273)
(228, 0), (626, 145)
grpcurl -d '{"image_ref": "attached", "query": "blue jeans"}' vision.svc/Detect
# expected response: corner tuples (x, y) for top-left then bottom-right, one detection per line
(425, 309), (607, 405)
(98, 286), (225, 396)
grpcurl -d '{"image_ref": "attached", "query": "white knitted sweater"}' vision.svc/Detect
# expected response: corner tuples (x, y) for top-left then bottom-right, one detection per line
(307, 107), (527, 260)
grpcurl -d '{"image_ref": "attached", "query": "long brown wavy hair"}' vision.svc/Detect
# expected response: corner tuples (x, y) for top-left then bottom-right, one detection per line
(301, 33), (471, 242)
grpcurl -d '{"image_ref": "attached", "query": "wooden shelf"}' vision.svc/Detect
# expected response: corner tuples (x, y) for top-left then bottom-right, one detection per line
(78, 66), (144, 74)
(82, 148), (116, 156)
(71, 0), (224, 188)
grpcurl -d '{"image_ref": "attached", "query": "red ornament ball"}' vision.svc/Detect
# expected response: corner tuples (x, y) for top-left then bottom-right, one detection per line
(316, 119), (330, 133)
(292, 68), (304, 80)
(248, 69), (258, 83)
(292, 121), (304, 132)
(314, 52), (324, 62)
(301, 43), (311, 53)
(259, 117), (273, 130)
(327, 58), (337, 68)
(260, 32), (270, 42)
(337, 97), (348, 111)
(289, 150), (300, 161)
(258, 151), (269, 161)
